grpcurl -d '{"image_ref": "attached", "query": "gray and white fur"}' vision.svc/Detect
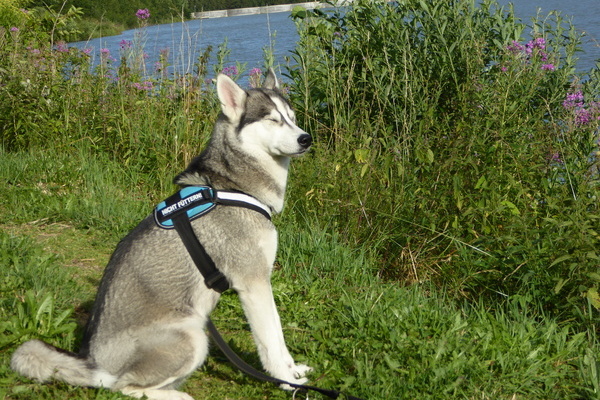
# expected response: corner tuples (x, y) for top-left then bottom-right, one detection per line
(11, 69), (313, 400)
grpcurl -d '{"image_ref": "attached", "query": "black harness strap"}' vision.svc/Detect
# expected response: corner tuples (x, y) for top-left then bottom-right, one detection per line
(157, 187), (365, 400)
(172, 213), (230, 293)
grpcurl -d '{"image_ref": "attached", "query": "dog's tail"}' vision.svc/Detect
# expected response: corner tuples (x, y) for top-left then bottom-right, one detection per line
(11, 340), (106, 387)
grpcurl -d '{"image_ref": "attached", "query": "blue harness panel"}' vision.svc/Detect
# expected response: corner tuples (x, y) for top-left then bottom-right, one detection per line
(154, 186), (216, 229)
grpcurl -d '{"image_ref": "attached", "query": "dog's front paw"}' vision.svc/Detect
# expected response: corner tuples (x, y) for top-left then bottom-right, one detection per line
(292, 363), (312, 380)
(277, 363), (312, 390)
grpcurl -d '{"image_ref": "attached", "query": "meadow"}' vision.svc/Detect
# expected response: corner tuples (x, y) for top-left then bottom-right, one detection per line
(1, 0), (599, 398)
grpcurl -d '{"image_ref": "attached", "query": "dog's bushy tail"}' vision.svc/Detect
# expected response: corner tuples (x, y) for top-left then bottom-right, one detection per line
(11, 340), (96, 387)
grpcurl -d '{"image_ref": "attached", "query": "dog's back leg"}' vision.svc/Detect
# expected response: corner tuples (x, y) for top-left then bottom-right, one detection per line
(111, 318), (208, 400)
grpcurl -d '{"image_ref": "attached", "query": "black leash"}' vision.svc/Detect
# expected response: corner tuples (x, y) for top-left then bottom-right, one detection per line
(206, 318), (365, 400)
(155, 186), (365, 400)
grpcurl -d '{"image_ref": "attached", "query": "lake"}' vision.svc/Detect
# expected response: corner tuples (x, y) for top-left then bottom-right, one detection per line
(71, 12), (299, 81)
(71, 0), (600, 78)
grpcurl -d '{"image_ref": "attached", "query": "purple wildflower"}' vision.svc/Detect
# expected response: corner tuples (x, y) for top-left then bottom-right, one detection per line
(132, 81), (154, 91)
(222, 65), (238, 78)
(136, 9), (150, 20)
(548, 152), (563, 164)
(525, 37), (546, 54)
(119, 40), (132, 50)
(507, 40), (524, 53)
(541, 63), (555, 71)
(575, 108), (591, 125)
(10, 27), (19, 32)
(55, 41), (68, 53)
(563, 91), (585, 109)
(83, 48), (92, 55)
(248, 67), (263, 88)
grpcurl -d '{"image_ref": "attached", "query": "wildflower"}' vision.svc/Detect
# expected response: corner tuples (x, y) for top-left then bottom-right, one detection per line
(249, 67), (262, 88)
(548, 152), (563, 164)
(83, 48), (92, 55)
(136, 9), (150, 20)
(541, 63), (555, 71)
(526, 37), (546, 54)
(575, 108), (591, 125)
(100, 48), (110, 56)
(507, 40), (524, 53)
(10, 27), (19, 32)
(563, 91), (584, 109)
(119, 40), (132, 50)
(222, 65), (238, 78)
(132, 81), (153, 91)
(55, 41), (68, 53)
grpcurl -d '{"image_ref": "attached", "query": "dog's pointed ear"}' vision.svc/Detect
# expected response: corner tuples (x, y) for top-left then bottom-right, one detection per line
(263, 68), (279, 90)
(216, 74), (247, 121)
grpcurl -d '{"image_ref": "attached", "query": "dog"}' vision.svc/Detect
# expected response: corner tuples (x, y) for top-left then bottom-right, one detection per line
(11, 69), (313, 400)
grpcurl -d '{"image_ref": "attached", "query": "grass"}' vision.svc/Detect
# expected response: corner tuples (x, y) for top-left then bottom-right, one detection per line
(1, 150), (599, 400)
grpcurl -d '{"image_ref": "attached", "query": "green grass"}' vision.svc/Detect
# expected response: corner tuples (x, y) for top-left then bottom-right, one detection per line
(1, 149), (599, 399)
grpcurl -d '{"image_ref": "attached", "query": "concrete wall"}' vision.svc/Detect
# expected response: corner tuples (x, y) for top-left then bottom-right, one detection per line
(191, 1), (342, 19)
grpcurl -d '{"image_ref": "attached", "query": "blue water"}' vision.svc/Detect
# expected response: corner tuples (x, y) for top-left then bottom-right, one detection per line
(70, 0), (600, 78)
(496, 0), (600, 71)
(70, 12), (298, 80)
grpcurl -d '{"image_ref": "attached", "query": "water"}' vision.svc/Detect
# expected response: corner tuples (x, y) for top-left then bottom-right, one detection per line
(70, 12), (298, 80)
(497, 0), (600, 71)
(70, 0), (600, 78)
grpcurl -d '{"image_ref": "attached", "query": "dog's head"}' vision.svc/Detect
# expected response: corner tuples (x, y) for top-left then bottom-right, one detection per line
(216, 69), (312, 158)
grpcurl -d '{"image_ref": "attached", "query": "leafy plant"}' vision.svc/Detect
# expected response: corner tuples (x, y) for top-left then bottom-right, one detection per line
(288, 0), (600, 324)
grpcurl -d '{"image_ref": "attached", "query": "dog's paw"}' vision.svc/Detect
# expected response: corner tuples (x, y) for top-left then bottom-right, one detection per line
(292, 363), (313, 380)
(122, 388), (195, 400)
(277, 363), (312, 391)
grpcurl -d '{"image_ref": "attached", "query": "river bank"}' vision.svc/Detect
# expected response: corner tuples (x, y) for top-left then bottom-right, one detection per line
(191, 1), (322, 19)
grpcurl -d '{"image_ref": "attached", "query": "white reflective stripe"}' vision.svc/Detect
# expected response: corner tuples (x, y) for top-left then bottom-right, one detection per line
(216, 191), (272, 217)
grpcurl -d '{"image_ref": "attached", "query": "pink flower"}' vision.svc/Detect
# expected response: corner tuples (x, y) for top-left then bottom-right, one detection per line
(136, 9), (150, 20)
(575, 108), (591, 125)
(132, 81), (153, 91)
(119, 40), (132, 49)
(10, 27), (19, 32)
(55, 41), (68, 53)
(541, 64), (555, 71)
(563, 91), (584, 109)
(507, 40), (524, 53)
(222, 65), (238, 77)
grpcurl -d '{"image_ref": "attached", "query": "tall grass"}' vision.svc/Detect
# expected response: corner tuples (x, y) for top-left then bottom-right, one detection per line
(287, 0), (600, 325)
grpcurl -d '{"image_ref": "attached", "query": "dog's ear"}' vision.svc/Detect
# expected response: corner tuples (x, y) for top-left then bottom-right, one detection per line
(263, 68), (279, 90)
(216, 74), (247, 121)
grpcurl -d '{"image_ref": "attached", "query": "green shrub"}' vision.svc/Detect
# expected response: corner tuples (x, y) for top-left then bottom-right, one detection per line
(288, 0), (600, 323)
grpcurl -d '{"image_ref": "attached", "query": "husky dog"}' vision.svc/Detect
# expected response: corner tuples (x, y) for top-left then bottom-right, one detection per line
(11, 69), (313, 400)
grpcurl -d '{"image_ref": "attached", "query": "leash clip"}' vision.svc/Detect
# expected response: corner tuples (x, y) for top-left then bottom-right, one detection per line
(292, 388), (310, 400)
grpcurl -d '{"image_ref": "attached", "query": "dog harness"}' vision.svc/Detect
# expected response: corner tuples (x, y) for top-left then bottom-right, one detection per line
(154, 186), (271, 293)
(153, 186), (365, 400)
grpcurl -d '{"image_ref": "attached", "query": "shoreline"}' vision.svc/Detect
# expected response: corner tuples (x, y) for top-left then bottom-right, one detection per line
(190, 1), (347, 19)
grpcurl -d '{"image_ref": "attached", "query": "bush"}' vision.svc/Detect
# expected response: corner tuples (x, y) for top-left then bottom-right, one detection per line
(288, 0), (600, 323)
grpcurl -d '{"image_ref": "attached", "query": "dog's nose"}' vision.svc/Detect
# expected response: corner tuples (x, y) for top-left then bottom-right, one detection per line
(298, 134), (312, 148)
